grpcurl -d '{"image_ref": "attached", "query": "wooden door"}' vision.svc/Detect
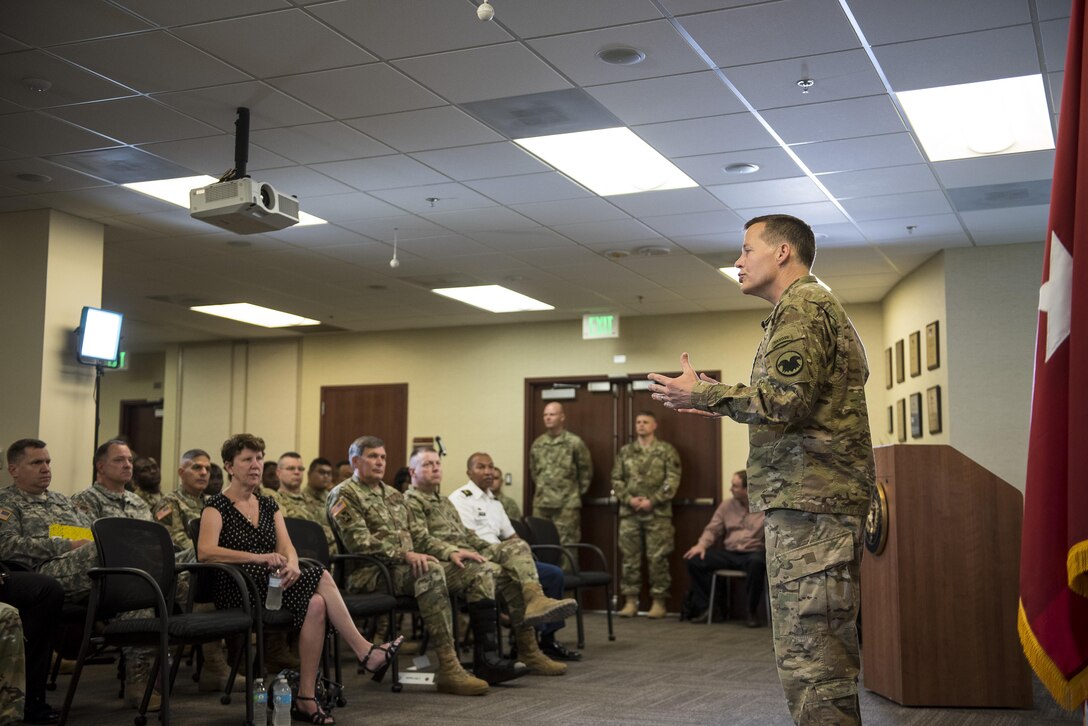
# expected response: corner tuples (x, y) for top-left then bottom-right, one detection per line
(320, 384), (408, 480)
(120, 399), (164, 463)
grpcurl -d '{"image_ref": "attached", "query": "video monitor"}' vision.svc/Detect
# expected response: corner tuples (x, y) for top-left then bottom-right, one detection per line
(77, 306), (123, 366)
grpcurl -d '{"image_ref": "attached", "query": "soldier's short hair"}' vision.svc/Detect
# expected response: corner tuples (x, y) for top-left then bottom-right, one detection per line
(308, 457), (332, 473)
(348, 436), (384, 460)
(409, 447), (436, 469)
(6, 438), (47, 467)
(221, 433), (266, 465)
(180, 448), (210, 466)
(466, 451), (490, 470)
(636, 410), (657, 420)
(93, 438), (130, 466)
(734, 470), (748, 488)
(335, 459), (350, 469)
(745, 214), (816, 269)
(277, 451), (303, 465)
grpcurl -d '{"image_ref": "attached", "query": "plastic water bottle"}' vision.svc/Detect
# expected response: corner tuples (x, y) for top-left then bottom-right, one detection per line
(253, 677), (267, 723)
(266, 571), (283, 611)
(271, 675), (292, 726)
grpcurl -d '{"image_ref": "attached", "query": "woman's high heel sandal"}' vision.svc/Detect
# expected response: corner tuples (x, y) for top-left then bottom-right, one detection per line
(358, 635), (405, 683)
(291, 696), (335, 724)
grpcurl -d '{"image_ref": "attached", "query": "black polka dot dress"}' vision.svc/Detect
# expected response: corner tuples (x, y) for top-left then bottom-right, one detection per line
(207, 493), (324, 629)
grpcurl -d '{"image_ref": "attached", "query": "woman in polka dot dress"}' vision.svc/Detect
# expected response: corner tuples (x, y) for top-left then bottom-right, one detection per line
(198, 433), (403, 724)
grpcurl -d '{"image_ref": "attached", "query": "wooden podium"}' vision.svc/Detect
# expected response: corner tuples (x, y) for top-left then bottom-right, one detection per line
(861, 444), (1032, 707)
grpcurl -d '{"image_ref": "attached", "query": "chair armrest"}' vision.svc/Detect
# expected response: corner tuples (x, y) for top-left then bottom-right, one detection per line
(86, 566), (171, 620)
(567, 542), (610, 572)
(174, 562), (255, 618)
(529, 544), (580, 574)
(329, 553), (395, 596)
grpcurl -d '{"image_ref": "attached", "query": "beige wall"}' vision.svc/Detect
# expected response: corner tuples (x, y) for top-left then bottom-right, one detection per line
(97, 351), (166, 448)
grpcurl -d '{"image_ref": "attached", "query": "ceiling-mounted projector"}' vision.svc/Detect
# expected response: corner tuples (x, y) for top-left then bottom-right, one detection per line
(190, 177), (299, 234)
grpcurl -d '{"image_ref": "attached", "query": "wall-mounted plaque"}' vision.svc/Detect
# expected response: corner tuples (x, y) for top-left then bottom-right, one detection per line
(897, 398), (907, 442)
(926, 321), (940, 370)
(909, 331), (921, 377)
(887, 405), (894, 434)
(927, 385), (943, 434)
(885, 347), (893, 389)
(910, 392), (923, 439)
(895, 339), (905, 383)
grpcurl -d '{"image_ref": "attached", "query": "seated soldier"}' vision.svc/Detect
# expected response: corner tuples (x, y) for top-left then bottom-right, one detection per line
(0, 571), (64, 724)
(449, 453), (581, 661)
(131, 455), (163, 514)
(151, 448), (231, 691)
(404, 447), (576, 678)
(0, 439), (157, 711)
(327, 436), (514, 695)
(489, 466), (523, 522)
(681, 470), (766, 627)
(280, 456), (338, 555)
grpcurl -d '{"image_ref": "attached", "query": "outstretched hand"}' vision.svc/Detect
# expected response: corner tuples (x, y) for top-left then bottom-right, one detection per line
(647, 353), (722, 418)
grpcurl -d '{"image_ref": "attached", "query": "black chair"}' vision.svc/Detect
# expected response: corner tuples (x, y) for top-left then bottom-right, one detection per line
(283, 517), (399, 695)
(60, 517), (255, 726)
(524, 516), (615, 649)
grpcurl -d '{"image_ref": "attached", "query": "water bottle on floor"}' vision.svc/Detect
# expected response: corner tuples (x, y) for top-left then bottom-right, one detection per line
(266, 570), (283, 610)
(253, 677), (267, 725)
(271, 675), (292, 726)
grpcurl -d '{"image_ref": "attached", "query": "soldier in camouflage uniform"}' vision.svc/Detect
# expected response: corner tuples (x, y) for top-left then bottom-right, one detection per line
(611, 411), (680, 620)
(529, 402), (592, 555)
(0, 601), (24, 725)
(326, 436), (493, 696)
(280, 457), (337, 556)
(131, 456), (163, 514)
(0, 567), (64, 725)
(406, 448), (577, 678)
(649, 214), (874, 726)
(152, 448), (232, 692)
(489, 467), (523, 522)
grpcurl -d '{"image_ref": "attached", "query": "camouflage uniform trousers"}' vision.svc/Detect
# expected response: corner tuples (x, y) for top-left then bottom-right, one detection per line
(765, 509), (862, 726)
(534, 505), (581, 572)
(0, 602), (25, 724)
(351, 559), (494, 650)
(480, 538), (543, 625)
(618, 515), (674, 598)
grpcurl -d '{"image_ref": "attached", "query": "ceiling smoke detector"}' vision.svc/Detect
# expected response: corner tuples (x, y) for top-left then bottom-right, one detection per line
(723, 162), (760, 175)
(636, 245), (670, 257)
(603, 249), (630, 260)
(596, 47), (646, 66)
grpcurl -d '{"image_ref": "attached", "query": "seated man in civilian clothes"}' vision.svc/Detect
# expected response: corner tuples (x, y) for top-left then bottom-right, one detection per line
(1, 439), (159, 711)
(280, 456), (338, 555)
(131, 456), (163, 514)
(449, 452), (582, 662)
(681, 470), (766, 627)
(404, 447), (576, 676)
(327, 435), (510, 695)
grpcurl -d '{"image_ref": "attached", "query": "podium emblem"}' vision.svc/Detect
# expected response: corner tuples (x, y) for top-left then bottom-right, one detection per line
(864, 480), (889, 555)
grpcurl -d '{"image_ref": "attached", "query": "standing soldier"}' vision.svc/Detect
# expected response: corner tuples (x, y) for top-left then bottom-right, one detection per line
(529, 402), (592, 554)
(612, 411), (680, 620)
(649, 214), (874, 725)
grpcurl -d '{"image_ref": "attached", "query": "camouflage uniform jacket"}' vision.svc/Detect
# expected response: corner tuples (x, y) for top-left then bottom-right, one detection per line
(611, 439), (681, 519)
(496, 491), (523, 523)
(403, 487), (493, 560)
(133, 488), (164, 514)
(72, 483), (154, 522)
(529, 430), (593, 509)
(280, 487), (337, 555)
(691, 275), (874, 516)
(152, 489), (205, 551)
(0, 486), (93, 570)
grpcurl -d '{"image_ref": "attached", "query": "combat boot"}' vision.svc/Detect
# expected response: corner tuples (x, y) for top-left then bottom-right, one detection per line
(513, 626), (567, 676)
(124, 680), (161, 712)
(264, 632), (299, 673)
(199, 639), (232, 692)
(618, 597), (638, 618)
(647, 598), (668, 619)
(521, 582), (578, 626)
(434, 643), (489, 696)
(468, 599), (528, 684)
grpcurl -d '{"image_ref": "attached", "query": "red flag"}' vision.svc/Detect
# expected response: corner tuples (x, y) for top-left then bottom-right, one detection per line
(1019, 0), (1088, 710)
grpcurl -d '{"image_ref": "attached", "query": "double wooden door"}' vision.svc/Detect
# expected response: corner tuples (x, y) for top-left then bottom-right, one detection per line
(524, 375), (721, 611)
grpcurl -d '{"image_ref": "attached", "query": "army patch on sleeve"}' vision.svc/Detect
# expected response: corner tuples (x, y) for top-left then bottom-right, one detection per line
(330, 500), (347, 519)
(0, 508), (11, 522)
(155, 505), (172, 521)
(774, 350), (805, 377)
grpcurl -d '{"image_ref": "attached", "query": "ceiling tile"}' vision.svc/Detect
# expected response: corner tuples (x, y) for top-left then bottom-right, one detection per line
(0, 157), (110, 193)
(639, 209), (745, 238)
(840, 190), (953, 221)
(53, 31), (249, 94)
(298, 191), (404, 222)
(464, 172), (592, 205)
(5, 0), (152, 46)
(269, 65), (445, 119)
(335, 215), (451, 242)
(607, 188), (726, 217)
(551, 218), (663, 245)
(790, 132), (925, 173)
(393, 44), (571, 104)
(250, 122), (392, 164)
(511, 197), (630, 226)
(139, 135), (294, 175)
(411, 142), (550, 181)
(725, 49), (885, 110)
(708, 176), (828, 209)
(932, 151), (1055, 188)
(817, 164), (939, 199)
(587, 71), (744, 125)
(367, 182), (499, 214)
(153, 82), (330, 132)
(111, 0), (290, 26)
(347, 106), (503, 153)
(854, 213), (968, 243)
(734, 200), (848, 225)
(311, 155), (451, 191)
(421, 206), (540, 235)
(635, 113), (777, 157)
(0, 112), (115, 156)
(175, 10), (377, 77)
(494, 0), (663, 37)
(960, 204), (1048, 245)
(0, 50), (136, 109)
(49, 97), (220, 145)
(761, 94), (906, 144)
(252, 165), (357, 198)
(1040, 17), (1070, 72)
(674, 147), (804, 186)
(847, 0), (1029, 45)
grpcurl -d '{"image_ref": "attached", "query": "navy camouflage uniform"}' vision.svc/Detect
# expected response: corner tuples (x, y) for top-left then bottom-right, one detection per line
(690, 275), (874, 725)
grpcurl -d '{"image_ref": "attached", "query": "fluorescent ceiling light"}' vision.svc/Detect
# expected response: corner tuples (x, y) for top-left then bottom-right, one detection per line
(514, 127), (697, 196)
(190, 303), (320, 328)
(719, 267), (741, 285)
(432, 285), (554, 313)
(124, 175), (327, 225)
(897, 75), (1054, 162)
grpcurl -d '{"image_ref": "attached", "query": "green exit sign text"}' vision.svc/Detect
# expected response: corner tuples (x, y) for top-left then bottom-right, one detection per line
(582, 314), (619, 340)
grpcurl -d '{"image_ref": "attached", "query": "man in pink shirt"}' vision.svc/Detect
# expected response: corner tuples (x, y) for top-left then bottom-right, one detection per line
(681, 470), (766, 627)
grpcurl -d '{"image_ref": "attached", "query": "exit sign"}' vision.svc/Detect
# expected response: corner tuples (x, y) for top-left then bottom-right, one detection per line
(582, 314), (619, 339)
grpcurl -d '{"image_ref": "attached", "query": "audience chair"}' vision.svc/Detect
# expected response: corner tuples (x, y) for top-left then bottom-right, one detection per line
(60, 517), (255, 726)
(524, 516), (615, 648)
(284, 517), (399, 696)
(706, 569), (771, 625)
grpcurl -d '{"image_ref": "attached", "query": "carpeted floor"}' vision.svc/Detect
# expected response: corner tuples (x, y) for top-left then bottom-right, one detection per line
(55, 613), (1078, 725)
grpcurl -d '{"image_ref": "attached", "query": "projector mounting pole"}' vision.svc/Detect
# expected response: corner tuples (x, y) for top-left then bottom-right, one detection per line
(234, 107), (250, 179)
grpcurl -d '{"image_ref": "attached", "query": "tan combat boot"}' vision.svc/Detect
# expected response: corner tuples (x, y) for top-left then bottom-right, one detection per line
(199, 639), (231, 692)
(514, 626), (567, 676)
(521, 582), (578, 626)
(124, 681), (161, 712)
(647, 598), (668, 619)
(434, 643), (489, 696)
(618, 597), (638, 618)
(264, 632), (300, 673)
